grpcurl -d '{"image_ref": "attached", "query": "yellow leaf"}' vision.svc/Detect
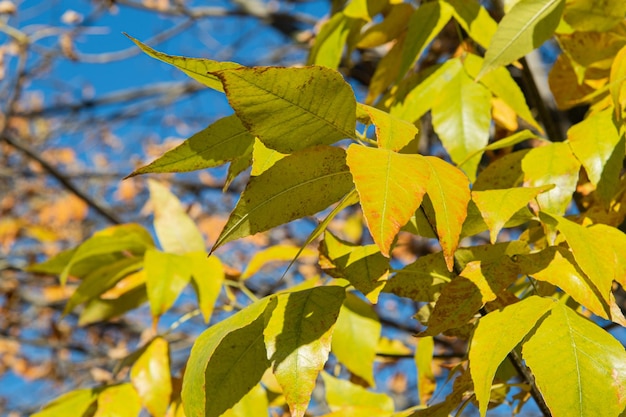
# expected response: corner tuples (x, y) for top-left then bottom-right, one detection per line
(357, 3), (413, 48)
(131, 337), (172, 417)
(358, 104), (418, 152)
(241, 245), (316, 280)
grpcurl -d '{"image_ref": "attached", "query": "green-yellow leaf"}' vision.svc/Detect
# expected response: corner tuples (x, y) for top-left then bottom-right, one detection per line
(182, 297), (273, 417)
(343, 0), (388, 20)
(473, 149), (528, 191)
(521, 142), (580, 215)
(445, 0), (498, 49)
(127, 115), (254, 177)
(221, 384), (269, 417)
(308, 13), (364, 68)
(31, 388), (99, 417)
(93, 383), (142, 417)
(347, 145), (430, 257)
(415, 336), (436, 405)
(398, 1), (453, 81)
(78, 283), (147, 326)
(331, 292), (381, 386)
(357, 3), (413, 48)
(610, 45), (626, 118)
(215, 66), (357, 153)
(212, 146), (353, 252)
(264, 286), (346, 417)
(358, 104), (419, 152)
(188, 252), (224, 323)
(522, 302), (626, 417)
(225, 150), (253, 190)
(477, 0), (565, 79)
(241, 244), (316, 280)
(322, 372), (394, 412)
(365, 34), (406, 104)
(126, 34), (240, 92)
(251, 138), (287, 176)
(149, 179), (205, 254)
(563, 0), (626, 32)
(383, 252), (453, 302)
(130, 337), (172, 417)
(472, 185), (553, 243)
(319, 232), (389, 303)
(469, 296), (555, 417)
(144, 249), (191, 317)
(424, 156), (471, 271)
(431, 69), (492, 181)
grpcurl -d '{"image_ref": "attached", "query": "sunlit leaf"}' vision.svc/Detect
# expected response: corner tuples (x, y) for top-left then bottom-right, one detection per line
(241, 244), (316, 280)
(145, 249), (192, 318)
(251, 138), (287, 176)
(477, 0), (565, 79)
(322, 372), (394, 412)
(182, 297), (274, 417)
(423, 156), (471, 271)
(212, 146), (353, 252)
(343, 0), (387, 20)
(222, 384), (269, 417)
(610, 45), (626, 117)
(431, 69), (492, 181)
(187, 252), (224, 323)
(472, 185), (553, 243)
(358, 104), (418, 152)
(131, 337), (172, 417)
(347, 145), (430, 257)
(470, 296), (555, 417)
(331, 292), (381, 386)
(126, 34), (240, 91)
(445, 0), (498, 49)
(319, 232), (389, 302)
(93, 383), (142, 417)
(357, 3), (413, 48)
(31, 388), (99, 417)
(473, 149), (528, 191)
(563, 0), (626, 32)
(215, 66), (356, 153)
(522, 301), (626, 417)
(521, 142), (580, 215)
(308, 13), (364, 68)
(264, 286), (346, 417)
(415, 336), (436, 405)
(128, 115), (254, 177)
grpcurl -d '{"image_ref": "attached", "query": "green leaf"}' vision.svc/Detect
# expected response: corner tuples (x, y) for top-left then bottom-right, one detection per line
(424, 156), (471, 271)
(322, 372), (394, 412)
(357, 3), (414, 48)
(127, 115), (254, 177)
(215, 66), (357, 153)
(78, 283), (147, 326)
(308, 13), (364, 69)
(471, 185), (553, 243)
(221, 384), (269, 417)
(431, 69), (492, 181)
(182, 297), (274, 417)
(415, 336), (436, 405)
(264, 286), (346, 417)
(398, 1), (453, 81)
(346, 145), (430, 257)
(469, 296), (555, 417)
(343, 0), (387, 20)
(130, 337), (172, 417)
(64, 256), (143, 315)
(473, 149), (529, 191)
(563, 0), (626, 32)
(187, 252), (224, 323)
(522, 301), (626, 417)
(241, 244), (316, 280)
(212, 146), (354, 252)
(93, 383), (142, 417)
(463, 54), (542, 131)
(126, 34), (240, 91)
(331, 292), (381, 386)
(383, 252), (453, 302)
(251, 138), (287, 176)
(225, 149), (253, 190)
(319, 232), (389, 303)
(477, 0), (565, 79)
(149, 179), (205, 254)
(31, 388), (99, 417)
(445, 0), (498, 49)
(144, 249), (192, 317)
(521, 142), (580, 215)
(60, 224), (154, 285)
(358, 104), (418, 152)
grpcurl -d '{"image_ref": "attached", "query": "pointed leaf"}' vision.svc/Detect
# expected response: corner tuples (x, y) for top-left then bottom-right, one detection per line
(331, 293), (381, 386)
(126, 34), (240, 91)
(477, 0), (565, 79)
(251, 138), (287, 176)
(241, 244), (316, 280)
(221, 384), (269, 417)
(415, 336), (436, 405)
(521, 142), (580, 215)
(445, 0), (498, 49)
(215, 66), (357, 153)
(347, 145), (430, 257)
(182, 297), (274, 417)
(472, 185), (553, 243)
(31, 389), (99, 417)
(264, 286), (346, 417)
(522, 302), (626, 417)
(144, 249), (191, 317)
(322, 372), (394, 412)
(212, 146), (354, 252)
(149, 180), (205, 254)
(319, 232), (389, 302)
(359, 104), (418, 152)
(383, 252), (453, 301)
(431, 69), (492, 181)
(470, 296), (555, 417)
(424, 156), (471, 271)
(473, 149), (528, 191)
(308, 13), (364, 69)
(224, 150), (253, 190)
(94, 383), (142, 417)
(188, 252), (224, 323)
(131, 337), (172, 417)
(128, 115), (254, 177)
(78, 284), (147, 326)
